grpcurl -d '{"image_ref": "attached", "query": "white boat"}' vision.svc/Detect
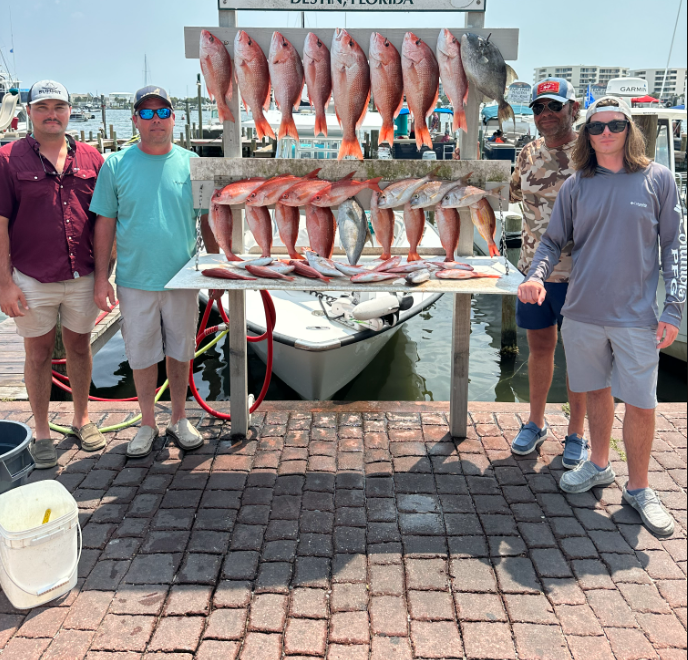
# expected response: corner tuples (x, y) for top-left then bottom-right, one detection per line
(69, 108), (89, 123)
(205, 213), (444, 400)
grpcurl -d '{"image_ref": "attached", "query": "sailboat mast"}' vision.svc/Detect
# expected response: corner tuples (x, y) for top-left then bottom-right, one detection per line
(659, 0), (683, 101)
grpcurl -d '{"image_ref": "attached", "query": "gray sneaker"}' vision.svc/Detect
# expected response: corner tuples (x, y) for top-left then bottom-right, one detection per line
(166, 418), (204, 451)
(623, 485), (675, 537)
(30, 439), (58, 470)
(559, 460), (616, 494)
(127, 426), (159, 458)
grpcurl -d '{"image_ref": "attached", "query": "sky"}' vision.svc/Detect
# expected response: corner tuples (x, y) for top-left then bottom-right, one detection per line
(1, 0), (686, 98)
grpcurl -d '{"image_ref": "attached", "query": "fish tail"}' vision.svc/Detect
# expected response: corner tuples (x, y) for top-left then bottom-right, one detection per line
(278, 112), (299, 140)
(367, 177), (383, 193)
(379, 121), (395, 146)
(218, 101), (235, 124)
(380, 252), (392, 261)
(453, 107), (468, 133)
(415, 123), (433, 151)
(337, 136), (364, 161)
(254, 112), (276, 140)
(488, 240), (501, 258)
(498, 100), (515, 133)
(314, 111), (328, 137)
(408, 251), (422, 262)
(289, 251), (306, 260)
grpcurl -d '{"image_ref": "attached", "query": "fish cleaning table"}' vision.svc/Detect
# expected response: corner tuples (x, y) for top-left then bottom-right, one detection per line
(175, 158), (519, 439)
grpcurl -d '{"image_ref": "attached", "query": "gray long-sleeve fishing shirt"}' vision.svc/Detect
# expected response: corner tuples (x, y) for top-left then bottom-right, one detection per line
(526, 162), (686, 328)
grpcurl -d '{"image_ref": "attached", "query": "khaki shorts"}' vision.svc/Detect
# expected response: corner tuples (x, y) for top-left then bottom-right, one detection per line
(12, 269), (100, 339)
(561, 317), (660, 410)
(118, 287), (199, 371)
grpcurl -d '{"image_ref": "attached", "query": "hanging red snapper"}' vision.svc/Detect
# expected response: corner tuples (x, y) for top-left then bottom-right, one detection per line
(275, 203), (303, 260)
(370, 32), (404, 147)
(212, 178), (266, 206)
(246, 169), (321, 207)
(308, 176), (382, 208)
(234, 30), (275, 140)
(470, 198), (500, 258)
(280, 177), (333, 207)
(331, 29), (370, 161)
(402, 32), (439, 151)
(437, 29), (468, 133)
(268, 31), (304, 141)
(245, 206), (273, 258)
(370, 190), (395, 261)
(435, 206), (460, 262)
(200, 30), (235, 123)
(303, 32), (332, 138)
(209, 202), (242, 262)
(305, 205), (337, 259)
(403, 202), (426, 262)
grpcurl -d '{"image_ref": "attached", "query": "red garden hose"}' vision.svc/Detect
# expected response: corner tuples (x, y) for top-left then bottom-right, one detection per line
(50, 290), (277, 420)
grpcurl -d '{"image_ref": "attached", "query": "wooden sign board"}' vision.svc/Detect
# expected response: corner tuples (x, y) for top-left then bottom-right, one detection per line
(185, 27), (518, 62)
(218, 0), (485, 11)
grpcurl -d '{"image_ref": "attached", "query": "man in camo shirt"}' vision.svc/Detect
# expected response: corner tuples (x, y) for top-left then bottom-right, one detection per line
(509, 78), (588, 468)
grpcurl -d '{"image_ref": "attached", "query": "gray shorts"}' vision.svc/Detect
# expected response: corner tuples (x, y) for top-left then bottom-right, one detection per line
(560, 317), (659, 409)
(118, 287), (199, 371)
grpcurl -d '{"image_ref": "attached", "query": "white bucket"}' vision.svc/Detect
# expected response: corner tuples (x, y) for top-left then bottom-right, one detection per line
(0, 480), (81, 609)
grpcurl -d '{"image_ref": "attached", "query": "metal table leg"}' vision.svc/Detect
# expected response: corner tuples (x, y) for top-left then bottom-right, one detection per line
(450, 293), (471, 438)
(228, 289), (249, 438)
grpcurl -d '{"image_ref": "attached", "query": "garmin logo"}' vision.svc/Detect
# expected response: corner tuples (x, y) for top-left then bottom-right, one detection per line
(619, 86), (645, 93)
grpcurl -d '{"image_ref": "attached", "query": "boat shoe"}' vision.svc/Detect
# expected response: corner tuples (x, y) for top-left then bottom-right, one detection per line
(562, 433), (589, 470)
(127, 426), (159, 458)
(30, 439), (58, 470)
(623, 484), (675, 537)
(559, 460), (616, 494)
(69, 422), (107, 452)
(511, 421), (549, 456)
(166, 418), (204, 451)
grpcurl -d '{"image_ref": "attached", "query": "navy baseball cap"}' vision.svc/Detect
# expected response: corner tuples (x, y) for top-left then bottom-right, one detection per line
(530, 78), (577, 106)
(134, 85), (173, 110)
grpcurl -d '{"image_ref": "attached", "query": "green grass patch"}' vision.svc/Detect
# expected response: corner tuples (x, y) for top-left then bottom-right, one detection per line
(610, 437), (627, 462)
(561, 403), (571, 416)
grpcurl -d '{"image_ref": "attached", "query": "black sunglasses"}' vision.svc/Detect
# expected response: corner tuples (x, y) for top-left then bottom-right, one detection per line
(136, 108), (172, 120)
(586, 119), (629, 135)
(532, 100), (566, 115)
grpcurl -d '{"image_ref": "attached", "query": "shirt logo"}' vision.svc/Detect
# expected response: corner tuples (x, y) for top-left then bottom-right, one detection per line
(537, 81), (560, 95)
(630, 201), (647, 208)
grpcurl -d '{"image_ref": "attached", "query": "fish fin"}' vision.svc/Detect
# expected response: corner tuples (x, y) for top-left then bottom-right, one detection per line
(263, 83), (272, 111)
(305, 168), (322, 179)
(219, 102), (235, 123)
(342, 171), (356, 180)
(408, 252), (422, 262)
(415, 123), (434, 151)
(356, 88), (371, 130)
(295, 80), (305, 111)
(278, 113), (299, 140)
(379, 121), (395, 146)
(506, 64), (518, 86)
(393, 96), (405, 119)
(337, 137), (364, 161)
(335, 108), (342, 127)
(425, 84), (440, 119)
(254, 113), (276, 141)
(453, 107), (467, 133)
(367, 177), (383, 193)
(314, 111), (328, 137)
(207, 87), (215, 102)
(498, 99), (515, 134)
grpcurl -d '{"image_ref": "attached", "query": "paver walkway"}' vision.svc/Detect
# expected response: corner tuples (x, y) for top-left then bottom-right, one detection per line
(0, 401), (685, 660)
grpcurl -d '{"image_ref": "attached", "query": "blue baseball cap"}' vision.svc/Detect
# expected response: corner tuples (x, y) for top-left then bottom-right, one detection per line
(530, 78), (577, 106)
(134, 85), (173, 110)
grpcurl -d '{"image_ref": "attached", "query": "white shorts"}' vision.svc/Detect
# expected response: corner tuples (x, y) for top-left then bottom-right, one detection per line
(12, 269), (100, 339)
(561, 317), (660, 410)
(118, 287), (199, 371)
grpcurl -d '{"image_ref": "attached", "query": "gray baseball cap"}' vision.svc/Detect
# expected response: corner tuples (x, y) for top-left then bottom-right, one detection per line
(585, 96), (633, 122)
(28, 80), (71, 105)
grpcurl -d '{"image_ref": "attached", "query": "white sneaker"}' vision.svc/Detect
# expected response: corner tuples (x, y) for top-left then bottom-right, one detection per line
(559, 460), (616, 494)
(623, 485), (675, 538)
(166, 418), (204, 451)
(127, 425), (159, 458)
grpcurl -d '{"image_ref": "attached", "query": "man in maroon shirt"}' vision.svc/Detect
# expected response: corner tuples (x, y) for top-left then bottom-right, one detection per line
(0, 80), (107, 468)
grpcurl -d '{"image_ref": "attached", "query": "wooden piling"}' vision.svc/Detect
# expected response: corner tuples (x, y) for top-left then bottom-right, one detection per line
(197, 73), (203, 139)
(112, 130), (118, 152)
(371, 130), (379, 159)
(500, 213), (522, 356)
(80, 130), (85, 142)
(100, 94), (107, 137)
(186, 124), (192, 150)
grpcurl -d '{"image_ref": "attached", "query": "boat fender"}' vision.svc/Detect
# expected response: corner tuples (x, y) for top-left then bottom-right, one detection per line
(352, 294), (400, 321)
(380, 311), (400, 328)
(330, 297), (356, 319)
(398, 295), (414, 312)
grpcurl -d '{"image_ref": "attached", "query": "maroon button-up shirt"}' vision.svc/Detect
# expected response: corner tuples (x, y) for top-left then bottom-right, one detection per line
(0, 134), (104, 283)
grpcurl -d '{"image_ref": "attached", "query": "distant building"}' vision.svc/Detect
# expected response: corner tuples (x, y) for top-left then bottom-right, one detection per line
(630, 68), (687, 101)
(109, 92), (134, 106)
(533, 66), (630, 96)
(72, 93), (95, 105)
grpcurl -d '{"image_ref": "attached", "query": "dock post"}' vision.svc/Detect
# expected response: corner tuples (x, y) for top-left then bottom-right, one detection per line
(197, 73), (203, 139)
(130, 102), (137, 136)
(220, 4), (249, 437)
(80, 130), (85, 142)
(371, 130), (379, 159)
(97, 134), (104, 153)
(100, 94), (107, 137)
(500, 213), (522, 355)
(112, 129), (118, 152)
(193, 123), (197, 140)
(89, 130), (93, 142)
(186, 124), (192, 150)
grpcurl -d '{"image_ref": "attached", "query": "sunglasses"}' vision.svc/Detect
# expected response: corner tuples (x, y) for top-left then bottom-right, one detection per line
(586, 119), (629, 135)
(532, 100), (566, 115)
(136, 108), (172, 120)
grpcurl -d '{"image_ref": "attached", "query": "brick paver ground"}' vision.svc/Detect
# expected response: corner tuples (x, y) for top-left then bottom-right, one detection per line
(0, 401), (685, 660)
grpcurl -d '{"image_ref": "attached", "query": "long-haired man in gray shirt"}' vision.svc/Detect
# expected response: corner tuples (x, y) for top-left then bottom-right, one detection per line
(518, 97), (686, 537)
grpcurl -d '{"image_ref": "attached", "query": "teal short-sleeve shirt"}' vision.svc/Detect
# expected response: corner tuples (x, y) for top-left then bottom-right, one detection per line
(90, 145), (199, 291)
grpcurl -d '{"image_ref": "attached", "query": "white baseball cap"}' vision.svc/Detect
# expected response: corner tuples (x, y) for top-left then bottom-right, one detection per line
(585, 96), (632, 122)
(28, 80), (71, 105)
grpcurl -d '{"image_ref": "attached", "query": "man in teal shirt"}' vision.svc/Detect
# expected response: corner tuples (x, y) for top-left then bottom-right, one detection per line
(91, 86), (206, 458)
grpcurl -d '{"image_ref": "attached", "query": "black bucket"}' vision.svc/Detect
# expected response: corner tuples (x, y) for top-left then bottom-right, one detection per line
(0, 422), (35, 495)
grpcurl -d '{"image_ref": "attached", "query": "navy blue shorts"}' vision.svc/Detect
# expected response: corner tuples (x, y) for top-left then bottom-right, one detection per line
(516, 282), (569, 330)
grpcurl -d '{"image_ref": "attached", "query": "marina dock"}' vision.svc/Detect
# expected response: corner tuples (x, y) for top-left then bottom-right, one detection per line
(0, 304), (121, 401)
(0, 400), (684, 659)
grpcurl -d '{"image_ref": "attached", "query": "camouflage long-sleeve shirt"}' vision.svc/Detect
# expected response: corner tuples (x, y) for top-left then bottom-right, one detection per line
(510, 137), (576, 282)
